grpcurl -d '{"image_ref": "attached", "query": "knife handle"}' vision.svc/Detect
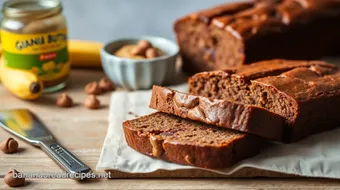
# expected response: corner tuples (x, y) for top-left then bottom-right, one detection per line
(39, 140), (91, 175)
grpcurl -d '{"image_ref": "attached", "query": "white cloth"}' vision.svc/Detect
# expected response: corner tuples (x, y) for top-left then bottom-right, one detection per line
(96, 83), (340, 179)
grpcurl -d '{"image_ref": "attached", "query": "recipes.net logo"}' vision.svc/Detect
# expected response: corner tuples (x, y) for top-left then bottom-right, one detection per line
(13, 171), (111, 180)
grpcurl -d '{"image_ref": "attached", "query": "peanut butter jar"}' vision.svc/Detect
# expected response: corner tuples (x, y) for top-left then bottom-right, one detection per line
(1, 0), (69, 92)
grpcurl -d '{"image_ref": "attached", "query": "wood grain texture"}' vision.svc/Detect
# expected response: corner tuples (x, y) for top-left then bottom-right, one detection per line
(0, 70), (340, 189)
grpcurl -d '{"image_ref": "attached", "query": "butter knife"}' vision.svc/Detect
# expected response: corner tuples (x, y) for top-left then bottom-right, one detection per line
(0, 109), (91, 175)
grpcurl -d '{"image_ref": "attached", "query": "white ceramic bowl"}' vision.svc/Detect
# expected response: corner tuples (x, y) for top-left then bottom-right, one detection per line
(100, 36), (179, 90)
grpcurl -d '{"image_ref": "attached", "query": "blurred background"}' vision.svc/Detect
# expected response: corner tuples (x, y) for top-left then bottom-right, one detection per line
(0, 0), (244, 42)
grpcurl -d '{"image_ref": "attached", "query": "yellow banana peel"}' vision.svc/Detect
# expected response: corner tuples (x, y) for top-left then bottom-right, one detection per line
(68, 40), (103, 68)
(0, 56), (43, 100)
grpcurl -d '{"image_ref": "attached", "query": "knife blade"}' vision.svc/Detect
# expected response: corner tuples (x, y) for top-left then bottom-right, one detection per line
(0, 109), (91, 175)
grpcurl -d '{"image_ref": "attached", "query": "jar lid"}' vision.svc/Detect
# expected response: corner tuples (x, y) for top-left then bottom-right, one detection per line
(2, 0), (62, 18)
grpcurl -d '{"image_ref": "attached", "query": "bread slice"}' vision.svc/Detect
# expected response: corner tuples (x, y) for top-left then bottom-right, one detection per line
(150, 86), (285, 141)
(123, 112), (262, 169)
(189, 59), (340, 142)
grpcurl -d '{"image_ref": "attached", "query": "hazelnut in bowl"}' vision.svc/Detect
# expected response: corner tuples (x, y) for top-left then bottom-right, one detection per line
(100, 36), (179, 90)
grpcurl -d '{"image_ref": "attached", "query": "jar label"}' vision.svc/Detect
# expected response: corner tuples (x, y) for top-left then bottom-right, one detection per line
(1, 28), (70, 83)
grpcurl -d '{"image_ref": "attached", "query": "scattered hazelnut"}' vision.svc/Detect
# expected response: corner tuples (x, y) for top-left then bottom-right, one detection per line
(137, 40), (152, 50)
(0, 138), (18, 154)
(131, 46), (145, 56)
(145, 48), (159, 58)
(84, 95), (101, 109)
(4, 169), (25, 187)
(99, 77), (116, 92)
(56, 93), (73, 108)
(85, 82), (102, 95)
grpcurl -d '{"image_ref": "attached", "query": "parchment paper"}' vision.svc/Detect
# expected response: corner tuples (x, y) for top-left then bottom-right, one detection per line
(96, 83), (340, 179)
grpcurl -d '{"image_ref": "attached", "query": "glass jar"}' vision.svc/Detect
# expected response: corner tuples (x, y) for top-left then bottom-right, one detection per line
(1, 0), (69, 93)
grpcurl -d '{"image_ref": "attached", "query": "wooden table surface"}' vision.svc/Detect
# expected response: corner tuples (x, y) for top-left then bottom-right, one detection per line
(0, 69), (340, 190)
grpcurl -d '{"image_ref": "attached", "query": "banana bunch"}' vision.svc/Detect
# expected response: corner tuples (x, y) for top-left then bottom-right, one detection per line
(0, 56), (43, 100)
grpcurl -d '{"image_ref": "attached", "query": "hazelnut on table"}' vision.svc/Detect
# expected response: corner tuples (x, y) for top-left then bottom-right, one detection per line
(56, 93), (73, 108)
(0, 137), (19, 153)
(99, 77), (116, 92)
(85, 82), (102, 95)
(84, 95), (101, 109)
(4, 169), (25, 187)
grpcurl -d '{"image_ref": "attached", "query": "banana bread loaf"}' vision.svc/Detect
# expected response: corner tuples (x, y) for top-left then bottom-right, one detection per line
(174, 0), (340, 73)
(150, 85), (285, 141)
(189, 59), (340, 142)
(123, 112), (262, 169)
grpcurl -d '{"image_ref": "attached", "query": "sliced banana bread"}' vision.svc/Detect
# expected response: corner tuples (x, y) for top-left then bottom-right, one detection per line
(189, 59), (340, 142)
(123, 112), (262, 169)
(149, 85), (285, 141)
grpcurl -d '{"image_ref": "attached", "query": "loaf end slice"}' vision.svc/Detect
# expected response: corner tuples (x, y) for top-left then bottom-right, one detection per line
(123, 112), (262, 169)
(150, 85), (285, 141)
(174, 1), (340, 74)
(174, 15), (245, 74)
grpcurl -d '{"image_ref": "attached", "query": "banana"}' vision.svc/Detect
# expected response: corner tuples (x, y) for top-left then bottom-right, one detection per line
(68, 40), (103, 68)
(0, 57), (43, 100)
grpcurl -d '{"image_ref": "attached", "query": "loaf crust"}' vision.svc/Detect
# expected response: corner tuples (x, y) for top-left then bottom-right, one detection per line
(123, 112), (262, 169)
(174, 0), (340, 73)
(150, 85), (285, 141)
(189, 59), (340, 142)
